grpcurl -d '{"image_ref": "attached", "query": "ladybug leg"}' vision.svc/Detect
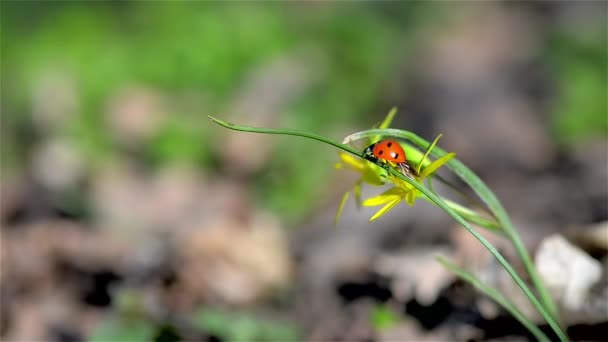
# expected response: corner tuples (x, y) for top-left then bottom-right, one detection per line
(407, 162), (420, 178)
(398, 163), (406, 175)
(399, 163), (413, 179)
(398, 162), (418, 179)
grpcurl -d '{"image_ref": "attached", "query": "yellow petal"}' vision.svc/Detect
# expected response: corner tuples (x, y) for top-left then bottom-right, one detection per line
(405, 188), (419, 205)
(334, 191), (351, 226)
(388, 174), (414, 190)
(382, 186), (407, 196)
(339, 152), (366, 172)
(419, 152), (456, 179)
(362, 194), (399, 207)
(369, 197), (401, 222)
(337, 152), (386, 185)
(362, 187), (404, 206)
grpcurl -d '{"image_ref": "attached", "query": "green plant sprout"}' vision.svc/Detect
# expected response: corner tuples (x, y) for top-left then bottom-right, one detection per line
(209, 109), (566, 341)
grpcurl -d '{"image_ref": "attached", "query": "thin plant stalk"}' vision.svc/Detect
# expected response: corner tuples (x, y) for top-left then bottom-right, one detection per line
(437, 257), (550, 342)
(382, 158), (566, 341)
(209, 116), (567, 341)
(346, 128), (560, 322)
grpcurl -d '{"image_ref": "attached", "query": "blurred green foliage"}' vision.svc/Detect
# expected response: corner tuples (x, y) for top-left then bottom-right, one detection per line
(2, 2), (606, 341)
(370, 304), (400, 331)
(90, 317), (156, 342)
(547, 28), (608, 146)
(1, 2), (428, 220)
(90, 306), (299, 342)
(88, 289), (299, 341)
(194, 307), (299, 342)
(89, 289), (159, 342)
(1, 2), (605, 219)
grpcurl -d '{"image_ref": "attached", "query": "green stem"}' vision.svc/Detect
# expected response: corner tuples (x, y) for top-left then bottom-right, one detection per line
(209, 116), (361, 156)
(437, 257), (550, 342)
(425, 175), (499, 232)
(383, 165), (566, 341)
(348, 128), (560, 322)
(437, 197), (501, 231)
(209, 117), (567, 341)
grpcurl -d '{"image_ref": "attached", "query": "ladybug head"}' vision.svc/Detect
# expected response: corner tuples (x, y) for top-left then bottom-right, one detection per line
(363, 142), (378, 160)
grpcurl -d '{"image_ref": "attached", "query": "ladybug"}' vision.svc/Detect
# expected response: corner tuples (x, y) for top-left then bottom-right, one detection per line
(364, 139), (418, 177)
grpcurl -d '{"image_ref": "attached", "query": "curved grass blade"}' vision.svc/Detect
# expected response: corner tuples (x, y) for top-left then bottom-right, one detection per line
(433, 198), (501, 231)
(381, 164), (567, 341)
(209, 117), (567, 341)
(437, 257), (550, 342)
(209, 116), (362, 156)
(344, 128), (560, 322)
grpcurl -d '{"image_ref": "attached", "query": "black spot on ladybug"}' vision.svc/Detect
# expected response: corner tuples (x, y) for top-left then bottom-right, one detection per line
(387, 142), (392, 147)
(378, 150), (384, 155)
(394, 153), (399, 159)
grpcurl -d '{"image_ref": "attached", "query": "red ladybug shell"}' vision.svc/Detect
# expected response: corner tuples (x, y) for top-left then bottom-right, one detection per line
(372, 139), (406, 163)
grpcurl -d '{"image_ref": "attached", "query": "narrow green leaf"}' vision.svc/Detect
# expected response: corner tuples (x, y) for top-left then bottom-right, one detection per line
(209, 118), (567, 341)
(437, 257), (550, 342)
(209, 116), (362, 156)
(437, 198), (501, 231)
(393, 165), (567, 341)
(343, 128), (561, 323)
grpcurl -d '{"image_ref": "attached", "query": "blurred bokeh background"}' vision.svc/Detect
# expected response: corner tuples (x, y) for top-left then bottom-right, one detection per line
(1, 1), (607, 341)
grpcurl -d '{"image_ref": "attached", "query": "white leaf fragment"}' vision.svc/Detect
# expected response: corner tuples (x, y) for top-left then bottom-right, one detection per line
(535, 234), (602, 312)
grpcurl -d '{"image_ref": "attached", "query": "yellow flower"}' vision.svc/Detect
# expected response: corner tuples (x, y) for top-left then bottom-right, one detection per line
(335, 124), (456, 224)
(361, 134), (455, 221)
(334, 108), (398, 225)
(362, 134), (456, 222)
(334, 151), (387, 225)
